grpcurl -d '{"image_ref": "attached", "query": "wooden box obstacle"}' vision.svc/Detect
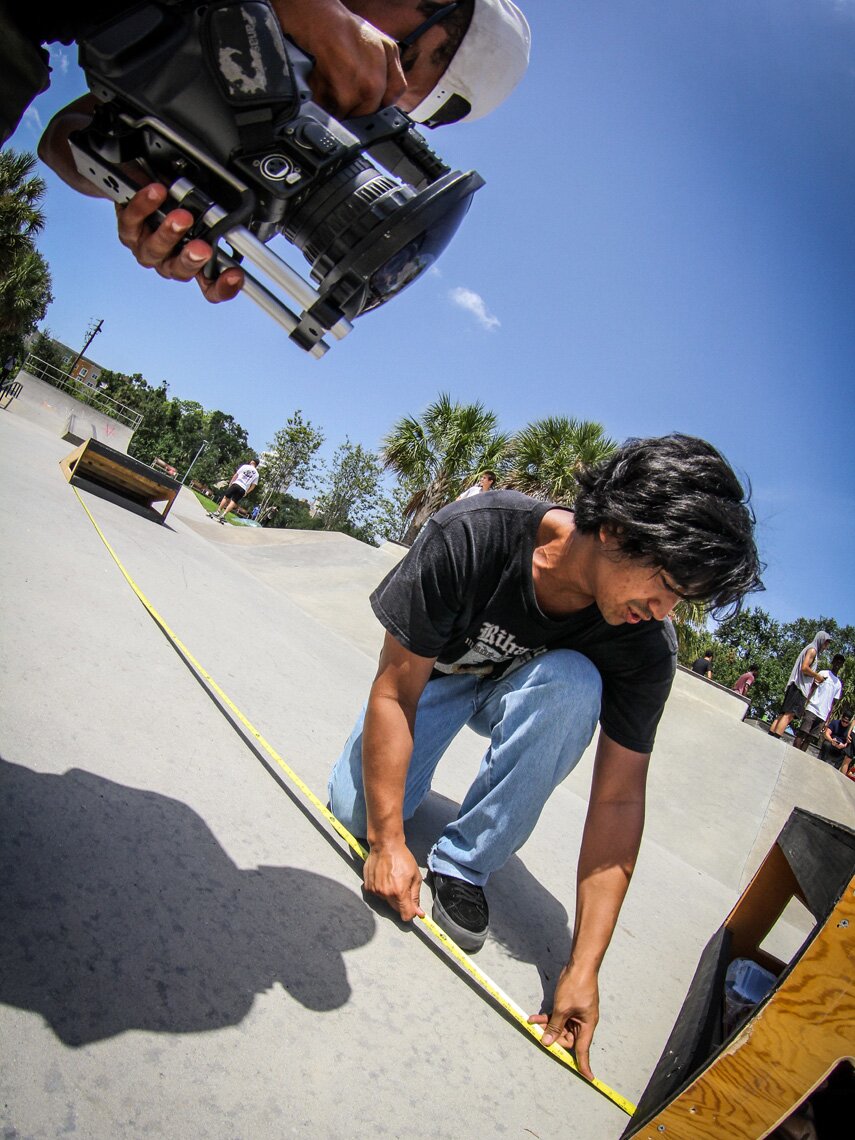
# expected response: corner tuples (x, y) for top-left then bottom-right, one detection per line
(60, 437), (181, 522)
(623, 808), (855, 1138)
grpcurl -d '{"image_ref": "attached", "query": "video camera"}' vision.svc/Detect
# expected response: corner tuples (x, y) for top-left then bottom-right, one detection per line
(69, 0), (484, 358)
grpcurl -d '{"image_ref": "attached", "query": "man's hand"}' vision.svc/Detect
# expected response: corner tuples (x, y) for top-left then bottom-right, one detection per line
(115, 184), (244, 304)
(273, 0), (407, 117)
(362, 840), (425, 922)
(528, 964), (600, 1081)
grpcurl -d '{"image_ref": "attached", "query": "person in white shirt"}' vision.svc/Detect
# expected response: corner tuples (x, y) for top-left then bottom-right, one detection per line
(456, 470), (496, 499)
(794, 654), (845, 752)
(209, 460), (260, 524)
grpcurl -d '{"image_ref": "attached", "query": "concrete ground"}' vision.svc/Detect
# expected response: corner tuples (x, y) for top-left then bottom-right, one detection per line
(1, 410), (853, 1140)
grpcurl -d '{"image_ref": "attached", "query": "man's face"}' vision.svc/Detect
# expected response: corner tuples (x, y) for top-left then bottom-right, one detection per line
(593, 532), (684, 626)
(479, 474), (494, 491)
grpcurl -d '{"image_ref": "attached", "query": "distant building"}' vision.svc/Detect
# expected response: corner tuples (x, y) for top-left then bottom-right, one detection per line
(69, 356), (104, 388)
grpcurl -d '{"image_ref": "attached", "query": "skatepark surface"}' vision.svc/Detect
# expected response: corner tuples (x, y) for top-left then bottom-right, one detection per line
(1, 410), (853, 1140)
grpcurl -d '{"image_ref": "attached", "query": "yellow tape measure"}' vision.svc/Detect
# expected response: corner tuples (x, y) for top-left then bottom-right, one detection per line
(71, 486), (636, 1117)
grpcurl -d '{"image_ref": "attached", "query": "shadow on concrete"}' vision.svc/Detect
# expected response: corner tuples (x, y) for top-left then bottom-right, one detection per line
(0, 757), (374, 1046)
(72, 476), (177, 528)
(405, 792), (573, 1006)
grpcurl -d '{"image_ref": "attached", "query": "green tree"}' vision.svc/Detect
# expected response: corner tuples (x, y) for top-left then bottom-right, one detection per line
(193, 410), (251, 487)
(371, 483), (412, 545)
(314, 440), (385, 541)
(382, 393), (510, 543)
(672, 600), (714, 667)
(27, 328), (70, 375)
(505, 416), (616, 503)
(257, 410), (324, 521)
(0, 151), (53, 360)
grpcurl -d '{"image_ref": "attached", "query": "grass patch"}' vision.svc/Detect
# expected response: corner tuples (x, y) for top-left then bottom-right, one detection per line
(191, 489), (246, 525)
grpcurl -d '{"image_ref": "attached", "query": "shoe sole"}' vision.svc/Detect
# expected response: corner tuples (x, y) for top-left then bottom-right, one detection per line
(430, 889), (489, 952)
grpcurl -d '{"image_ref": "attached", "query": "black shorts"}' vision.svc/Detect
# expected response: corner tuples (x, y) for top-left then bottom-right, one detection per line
(798, 711), (824, 739)
(226, 484), (246, 503)
(781, 683), (808, 718)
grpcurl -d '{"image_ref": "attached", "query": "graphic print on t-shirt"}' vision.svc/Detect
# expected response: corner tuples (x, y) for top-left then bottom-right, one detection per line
(433, 620), (543, 674)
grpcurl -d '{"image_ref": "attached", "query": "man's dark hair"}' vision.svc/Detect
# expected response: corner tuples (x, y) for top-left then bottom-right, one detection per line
(831, 654), (846, 670)
(482, 470), (496, 483)
(704, 650), (713, 659)
(748, 663), (760, 675)
(573, 434), (764, 617)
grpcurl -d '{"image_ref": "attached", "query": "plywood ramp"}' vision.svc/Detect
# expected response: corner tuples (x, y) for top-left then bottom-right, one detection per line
(60, 438), (181, 522)
(625, 810), (855, 1138)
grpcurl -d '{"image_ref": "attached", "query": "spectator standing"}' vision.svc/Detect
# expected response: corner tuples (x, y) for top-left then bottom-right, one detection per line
(691, 650), (714, 679)
(209, 459), (259, 524)
(768, 631), (831, 739)
(457, 470), (497, 499)
(794, 655), (845, 752)
(733, 664), (759, 695)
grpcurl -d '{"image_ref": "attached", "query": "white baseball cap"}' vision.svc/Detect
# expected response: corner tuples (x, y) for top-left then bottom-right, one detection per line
(407, 0), (531, 127)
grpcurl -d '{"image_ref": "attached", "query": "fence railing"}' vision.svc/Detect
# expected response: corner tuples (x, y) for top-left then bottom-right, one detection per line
(23, 354), (143, 431)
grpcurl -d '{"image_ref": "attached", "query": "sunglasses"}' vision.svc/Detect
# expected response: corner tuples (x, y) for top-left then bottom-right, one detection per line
(396, 2), (462, 55)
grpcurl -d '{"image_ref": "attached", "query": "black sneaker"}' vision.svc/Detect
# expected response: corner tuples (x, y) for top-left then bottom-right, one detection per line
(427, 869), (489, 951)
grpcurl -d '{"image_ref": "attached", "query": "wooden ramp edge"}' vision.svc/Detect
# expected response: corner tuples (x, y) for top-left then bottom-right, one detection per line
(624, 809), (855, 1139)
(60, 437), (181, 522)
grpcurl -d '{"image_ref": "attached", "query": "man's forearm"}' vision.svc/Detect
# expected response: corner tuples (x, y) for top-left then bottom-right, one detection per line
(570, 797), (644, 974)
(361, 690), (416, 846)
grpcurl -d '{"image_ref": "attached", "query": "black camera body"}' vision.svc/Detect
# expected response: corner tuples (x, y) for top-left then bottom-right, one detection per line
(71, 0), (484, 356)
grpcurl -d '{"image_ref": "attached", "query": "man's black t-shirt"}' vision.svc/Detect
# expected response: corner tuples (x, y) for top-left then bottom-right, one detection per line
(691, 657), (712, 677)
(371, 491), (677, 755)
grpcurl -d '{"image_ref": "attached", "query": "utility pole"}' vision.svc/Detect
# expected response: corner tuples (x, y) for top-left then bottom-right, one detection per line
(69, 318), (104, 375)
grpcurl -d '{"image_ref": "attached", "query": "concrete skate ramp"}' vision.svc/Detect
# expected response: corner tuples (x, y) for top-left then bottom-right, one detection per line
(181, 512), (406, 657)
(3, 368), (135, 451)
(2, 410), (852, 1140)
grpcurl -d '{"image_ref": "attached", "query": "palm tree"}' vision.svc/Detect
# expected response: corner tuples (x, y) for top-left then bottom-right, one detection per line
(671, 599), (714, 665)
(382, 393), (510, 543)
(0, 150), (52, 352)
(504, 416), (616, 503)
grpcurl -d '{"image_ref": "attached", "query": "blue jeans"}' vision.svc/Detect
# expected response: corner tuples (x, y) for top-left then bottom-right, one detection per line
(328, 649), (602, 887)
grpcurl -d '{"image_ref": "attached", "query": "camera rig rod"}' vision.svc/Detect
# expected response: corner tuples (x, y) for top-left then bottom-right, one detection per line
(69, 121), (352, 360)
(170, 179), (352, 345)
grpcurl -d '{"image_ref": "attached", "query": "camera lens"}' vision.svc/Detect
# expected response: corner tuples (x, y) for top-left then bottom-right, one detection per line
(282, 159), (483, 319)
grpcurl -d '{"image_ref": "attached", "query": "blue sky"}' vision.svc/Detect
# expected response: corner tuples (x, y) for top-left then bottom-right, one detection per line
(8, 0), (855, 628)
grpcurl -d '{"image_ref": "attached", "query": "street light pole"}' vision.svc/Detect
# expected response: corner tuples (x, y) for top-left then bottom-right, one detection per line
(182, 439), (208, 485)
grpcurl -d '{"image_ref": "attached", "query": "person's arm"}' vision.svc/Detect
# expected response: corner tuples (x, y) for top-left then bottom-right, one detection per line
(361, 633), (437, 921)
(528, 733), (649, 1080)
(801, 649), (825, 685)
(272, 0), (406, 117)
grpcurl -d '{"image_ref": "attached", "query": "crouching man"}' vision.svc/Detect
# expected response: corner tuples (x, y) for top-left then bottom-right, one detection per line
(328, 433), (762, 1077)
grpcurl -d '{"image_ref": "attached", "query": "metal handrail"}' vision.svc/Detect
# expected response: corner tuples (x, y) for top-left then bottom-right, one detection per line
(22, 354), (143, 430)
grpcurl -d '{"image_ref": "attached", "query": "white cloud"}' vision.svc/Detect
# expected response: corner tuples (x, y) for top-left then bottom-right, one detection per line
(48, 46), (71, 74)
(23, 106), (43, 133)
(448, 286), (500, 331)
